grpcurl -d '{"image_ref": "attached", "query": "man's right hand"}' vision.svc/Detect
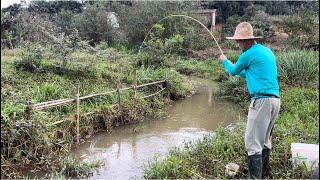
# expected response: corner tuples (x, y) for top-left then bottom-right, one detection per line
(218, 54), (227, 62)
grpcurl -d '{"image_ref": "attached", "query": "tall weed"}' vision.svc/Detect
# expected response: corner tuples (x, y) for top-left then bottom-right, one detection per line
(277, 50), (319, 87)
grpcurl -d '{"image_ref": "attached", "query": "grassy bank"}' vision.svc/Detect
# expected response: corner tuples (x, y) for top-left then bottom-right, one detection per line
(1, 46), (214, 178)
(143, 49), (319, 179)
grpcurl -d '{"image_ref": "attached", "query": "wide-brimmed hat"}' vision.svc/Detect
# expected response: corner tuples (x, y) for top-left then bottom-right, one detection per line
(226, 22), (262, 40)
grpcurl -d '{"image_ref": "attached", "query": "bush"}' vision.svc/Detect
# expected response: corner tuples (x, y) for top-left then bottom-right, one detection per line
(280, 87), (318, 116)
(136, 66), (193, 99)
(281, 6), (319, 49)
(183, 26), (214, 51)
(13, 46), (44, 72)
(251, 20), (275, 38)
(138, 24), (185, 69)
(211, 60), (228, 82)
(217, 77), (250, 108)
(112, 1), (200, 46)
(1, 117), (65, 178)
(60, 157), (102, 178)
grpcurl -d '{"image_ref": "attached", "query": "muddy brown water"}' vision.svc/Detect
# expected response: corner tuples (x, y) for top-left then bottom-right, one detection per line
(71, 79), (241, 179)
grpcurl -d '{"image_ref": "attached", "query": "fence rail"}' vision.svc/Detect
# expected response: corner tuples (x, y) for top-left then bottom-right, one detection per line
(25, 79), (168, 144)
(31, 80), (167, 111)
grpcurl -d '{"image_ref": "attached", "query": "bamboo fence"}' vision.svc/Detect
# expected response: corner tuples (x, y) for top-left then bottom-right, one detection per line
(24, 79), (168, 144)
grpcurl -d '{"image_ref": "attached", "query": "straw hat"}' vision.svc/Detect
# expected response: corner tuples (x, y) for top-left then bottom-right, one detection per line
(226, 22), (262, 40)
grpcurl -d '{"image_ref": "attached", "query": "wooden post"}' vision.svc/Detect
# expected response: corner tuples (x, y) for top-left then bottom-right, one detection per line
(165, 80), (170, 99)
(117, 84), (123, 125)
(117, 67), (123, 124)
(165, 73), (170, 99)
(211, 11), (216, 32)
(195, 9), (216, 32)
(117, 86), (121, 107)
(134, 69), (137, 98)
(76, 85), (80, 144)
(24, 101), (32, 121)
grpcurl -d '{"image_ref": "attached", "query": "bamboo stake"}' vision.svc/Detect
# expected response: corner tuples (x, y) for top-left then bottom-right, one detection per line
(49, 119), (68, 126)
(118, 66), (123, 124)
(134, 69), (137, 98)
(136, 80), (166, 88)
(34, 98), (70, 107)
(117, 87), (121, 107)
(76, 85), (80, 144)
(80, 90), (117, 100)
(33, 99), (75, 111)
(24, 101), (32, 121)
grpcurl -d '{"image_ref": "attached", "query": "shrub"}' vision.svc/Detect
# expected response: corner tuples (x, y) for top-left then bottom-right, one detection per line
(211, 60), (228, 82)
(272, 87), (319, 178)
(225, 50), (240, 63)
(60, 157), (102, 179)
(113, 1), (200, 46)
(183, 26), (214, 51)
(217, 76), (250, 108)
(13, 46), (44, 72)
(138, 24), (185, 69)
(280, 87), (319, 115)
(281, 6), (319, 49)
(251, 20), (275, 38)
(136, 66), (193, 99)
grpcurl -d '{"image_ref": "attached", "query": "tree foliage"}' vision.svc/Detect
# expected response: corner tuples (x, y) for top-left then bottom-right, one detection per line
(282, 4), (319, 49)
(0, 0), (318, 50)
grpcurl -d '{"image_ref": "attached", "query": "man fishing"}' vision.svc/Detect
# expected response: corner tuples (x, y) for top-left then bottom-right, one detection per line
(217, 22), (280, 179)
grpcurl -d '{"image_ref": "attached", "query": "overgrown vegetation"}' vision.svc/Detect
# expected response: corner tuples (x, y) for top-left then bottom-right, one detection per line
(278, 50), (319, 88)
(1, 40), (213, 178)
(1, 0), (318, 179)
(1, 1), (318, 50)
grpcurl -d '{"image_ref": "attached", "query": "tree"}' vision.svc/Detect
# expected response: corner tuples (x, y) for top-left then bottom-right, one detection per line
(282, 5), (319, 49)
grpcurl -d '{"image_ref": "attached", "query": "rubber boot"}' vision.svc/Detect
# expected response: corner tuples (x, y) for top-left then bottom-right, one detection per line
(262, 148), (272, 179)
(248, 154), (262, 179)
(311, 163), (319, 179)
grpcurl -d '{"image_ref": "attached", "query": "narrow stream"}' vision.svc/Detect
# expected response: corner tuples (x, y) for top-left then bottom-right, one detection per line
(71, 79), (241, 179)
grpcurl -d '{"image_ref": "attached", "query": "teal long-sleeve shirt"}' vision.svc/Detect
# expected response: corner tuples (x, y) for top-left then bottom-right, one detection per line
(222, 43), (280, 98)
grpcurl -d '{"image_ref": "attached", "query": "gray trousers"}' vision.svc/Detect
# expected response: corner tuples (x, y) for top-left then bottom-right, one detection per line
(245, 98), (281, 156)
